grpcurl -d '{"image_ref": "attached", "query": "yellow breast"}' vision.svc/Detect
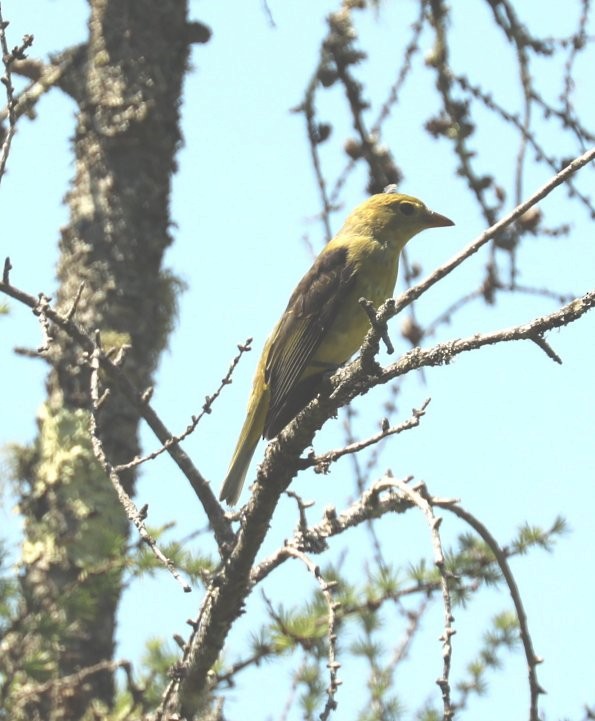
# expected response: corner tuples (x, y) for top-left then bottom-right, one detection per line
(313, 237), (400, 367)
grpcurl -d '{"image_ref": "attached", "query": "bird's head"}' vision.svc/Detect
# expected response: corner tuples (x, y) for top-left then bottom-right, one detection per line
(341, 186), (454, 246)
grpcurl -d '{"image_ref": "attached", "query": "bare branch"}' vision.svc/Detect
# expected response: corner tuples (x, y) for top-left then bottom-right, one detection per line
(359, 297), (394, 355)
(63, 281), (85, 322)
(434, 500), (545, 721)
(531, 333), (562, 364)
(88, 341), (192, 593)
(114, 338), (252, 473)
(344, 290), (595, 413)
(391, 146), (595, 318)
(389, 478), (455, 720)
(286, 489), (316, 538)
(251, 478), (416, 586)
(306, 399), (430, 474)
(0, 267), (234, 549)
(284, 547), (342, 721)
(0, 6), (34, 181)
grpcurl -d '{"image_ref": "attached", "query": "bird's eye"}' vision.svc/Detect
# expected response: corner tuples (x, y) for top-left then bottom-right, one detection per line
(399, 201), (416, 216)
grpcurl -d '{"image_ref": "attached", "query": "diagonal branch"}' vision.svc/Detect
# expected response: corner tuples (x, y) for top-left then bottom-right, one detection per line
(0, 46), (85, 124)
(434, 499), (545, 721)
(283, 547), (342, 721)
(388, 479), (455, 720)
(0, 7), (35, 181)
(391, 146), (595, 318)
(113, 338), (253, 474)
(305, 398), (431, 474)
(88, 342), (192, 593)
(0, 260), (234, 549)
(350, 290), (595, 409)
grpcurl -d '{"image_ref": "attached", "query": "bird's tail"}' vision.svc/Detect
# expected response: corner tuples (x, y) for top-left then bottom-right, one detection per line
(219, 383), (269, 505)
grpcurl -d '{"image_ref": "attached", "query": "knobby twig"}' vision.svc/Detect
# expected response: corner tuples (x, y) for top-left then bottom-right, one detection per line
(0, 260), (234, 548)
(286, 489), (316, 539)
(0, 45), (84, 125)
(284, 547), (342, 721)
(12, 658), (138, 706)
(0, 6), (34, 181)
(251, 477), (415, 585)
(330, 1), (426, 204)
(306, 398), (431, 474)
(387, 478), (455, 720)
(114, 338), (252, 473)
(390, 146), (595, 319)
(350, 290), (595, 412)
(88, 341), (192, 593)
(435, 499), (545, 721)
(359, 297), (394, 355)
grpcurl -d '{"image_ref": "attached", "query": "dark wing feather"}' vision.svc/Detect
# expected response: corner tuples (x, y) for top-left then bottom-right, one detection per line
(264, 245), (357, 437)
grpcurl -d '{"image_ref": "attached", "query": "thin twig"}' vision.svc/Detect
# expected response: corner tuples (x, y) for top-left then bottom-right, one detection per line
(326, 290), (595, 441)
(359, 297), (394, 354)
(391, 147), (595, 318)
(88, 342), (192, 593)
(114, 339), (252, 473)
(435, 499), (545, 721)
(0, 267), (234, 548)
(284, 547), (342, 721)
(251, 477), (416, 585)
(330, 0), (426, 203)
(63, 281), (85, 322)
(286, 490), (315, 539)
(341, 404), (391, 574)
(12, 659), (137, 705)
(388, 478), (455, 719)
(389, 596), (430, 670)
(0, 6), (34, 181)
(306, 399), (430, 473)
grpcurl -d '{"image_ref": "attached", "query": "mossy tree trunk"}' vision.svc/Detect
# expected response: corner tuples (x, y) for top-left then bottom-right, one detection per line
(12, 3), (194, 718)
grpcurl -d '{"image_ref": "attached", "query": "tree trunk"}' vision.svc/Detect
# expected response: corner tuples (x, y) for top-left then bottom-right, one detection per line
(15, 3), (191, 718)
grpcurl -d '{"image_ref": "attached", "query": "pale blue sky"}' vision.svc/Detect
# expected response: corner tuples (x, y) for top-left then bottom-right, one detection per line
(1, 2), (594, 720)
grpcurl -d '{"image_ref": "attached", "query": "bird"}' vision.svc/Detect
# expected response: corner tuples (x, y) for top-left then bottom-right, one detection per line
(219, 187), (454, 505)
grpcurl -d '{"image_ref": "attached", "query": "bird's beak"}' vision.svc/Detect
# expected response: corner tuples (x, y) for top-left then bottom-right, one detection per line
(426, 210), (455, 228)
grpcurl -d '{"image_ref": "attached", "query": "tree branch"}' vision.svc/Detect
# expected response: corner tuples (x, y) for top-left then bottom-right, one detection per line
(390, 146), (595, 318)
(0, 8), (34, 181)
(0, 262), (234, 549)
(305, 398), (431, 474)
(283, 547), (342, 720)
(434, 499), (545, 721)
(385, 479), (455, 720)
(88, 341), (192, 593)
(342, 290), (595, 415)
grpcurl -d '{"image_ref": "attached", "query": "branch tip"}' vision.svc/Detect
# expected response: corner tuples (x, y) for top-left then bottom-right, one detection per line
(2, 256), (11, 284)
(531, 333), (562, 364)
(359, 296), (395, 354)
(63, 281), (85, 322)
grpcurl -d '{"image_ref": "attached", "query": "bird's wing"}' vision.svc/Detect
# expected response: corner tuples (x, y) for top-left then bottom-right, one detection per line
(264, 244), (357, 436)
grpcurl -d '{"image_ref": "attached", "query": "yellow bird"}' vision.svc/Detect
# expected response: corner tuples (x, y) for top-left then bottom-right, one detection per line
(220, 188), (454, 504)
